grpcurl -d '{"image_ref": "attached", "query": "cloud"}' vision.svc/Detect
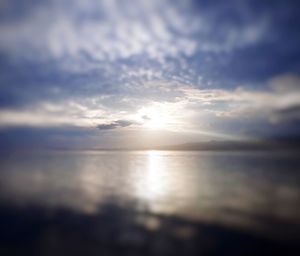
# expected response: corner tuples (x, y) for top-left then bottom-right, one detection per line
(182, 73), (300, 114)
(0, 0), (300, 144)
(1, 0), (299, 88)
(270, 105), (300, 124)
(142, 115), (151, 121)
(96, 120), (136, 130)
(0, 74), (299, 133)
(0, 0), (197, 63)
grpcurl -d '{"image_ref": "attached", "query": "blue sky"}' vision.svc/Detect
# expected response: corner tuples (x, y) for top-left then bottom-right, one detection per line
(0, 0), (300, 149)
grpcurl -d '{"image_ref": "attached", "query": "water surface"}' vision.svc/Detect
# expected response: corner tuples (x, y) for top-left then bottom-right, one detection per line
(0, 150), (300, 255)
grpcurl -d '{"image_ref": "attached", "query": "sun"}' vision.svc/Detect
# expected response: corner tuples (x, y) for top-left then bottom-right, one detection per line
(137, 105), (171, 130)
(143, 114), (167, 129)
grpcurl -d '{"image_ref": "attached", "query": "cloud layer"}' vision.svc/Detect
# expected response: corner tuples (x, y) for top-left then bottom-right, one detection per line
(0, 0), (300, 148)
(97, 120), (136, 130)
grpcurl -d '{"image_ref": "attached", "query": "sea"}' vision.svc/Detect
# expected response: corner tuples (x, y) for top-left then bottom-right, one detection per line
(0, 150), (300, 255)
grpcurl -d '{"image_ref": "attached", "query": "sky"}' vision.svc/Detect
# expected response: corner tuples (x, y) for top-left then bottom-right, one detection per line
(0, 0), (300, 149)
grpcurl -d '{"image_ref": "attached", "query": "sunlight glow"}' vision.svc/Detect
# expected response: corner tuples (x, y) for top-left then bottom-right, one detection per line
(145, 151), (167, 198)
(136, 104), (176, 130)
(144, 114), (168, 129)
(136, 151), (168, 202)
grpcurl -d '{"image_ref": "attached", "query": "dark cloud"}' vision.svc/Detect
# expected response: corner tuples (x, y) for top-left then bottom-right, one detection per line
(96, 120), (136, 130)
(272, 105), (300, 123)
(142, 115), (151, 121)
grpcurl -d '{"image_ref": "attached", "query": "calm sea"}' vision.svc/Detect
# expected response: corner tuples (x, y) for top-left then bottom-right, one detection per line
(0, 150), (300, 255)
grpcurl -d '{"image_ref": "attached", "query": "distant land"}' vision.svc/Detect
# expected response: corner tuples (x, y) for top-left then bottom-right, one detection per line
(155, 139), (300, 151)
(4, 138), (300, 153)
(81, 138), (300, 152)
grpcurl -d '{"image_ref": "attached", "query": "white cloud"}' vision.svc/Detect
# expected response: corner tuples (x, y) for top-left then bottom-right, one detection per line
(0, 0), (197, 66)
(1, 0), (268, 73)
(0, 74), (299, 135)
(181, 74), (300, 123)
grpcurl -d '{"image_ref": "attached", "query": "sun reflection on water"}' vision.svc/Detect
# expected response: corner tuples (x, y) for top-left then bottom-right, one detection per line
(137, 151), (168, 202)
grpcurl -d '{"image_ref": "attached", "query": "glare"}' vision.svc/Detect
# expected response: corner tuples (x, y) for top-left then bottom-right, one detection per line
(137, 104), (174, 130)
(136, 151), (168, 203)
(144, 114), (168, 129)
(145, 151), (167, 199)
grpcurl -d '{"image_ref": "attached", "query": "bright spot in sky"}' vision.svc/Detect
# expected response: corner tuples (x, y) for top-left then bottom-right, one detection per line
(144, 114), (168, 129)
(138, 105), (172, 130)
